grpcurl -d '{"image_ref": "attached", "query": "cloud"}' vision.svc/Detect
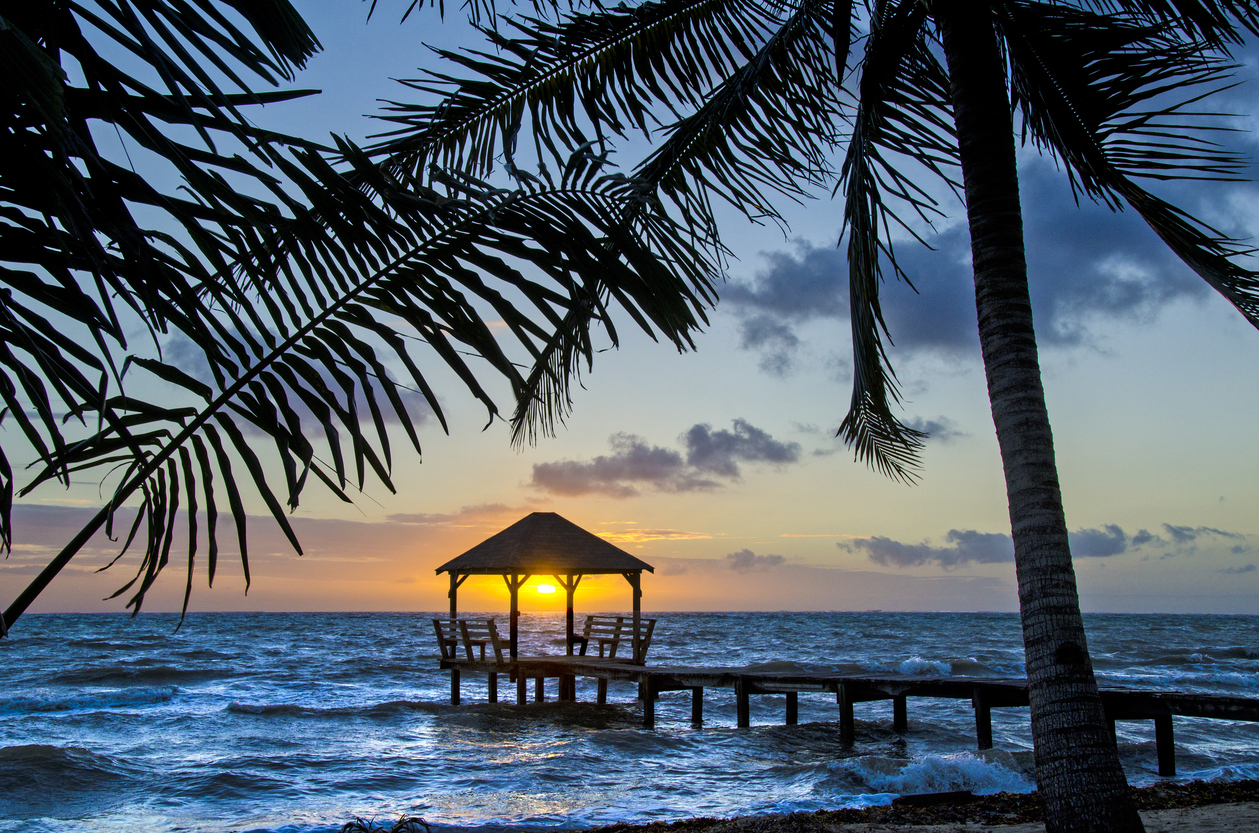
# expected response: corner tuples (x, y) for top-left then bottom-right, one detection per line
(846, 523), (1254, 569)
(531, 420), (800, 498)
(1071, 524), (1129, 558)
(1219, 564), (1257, 575)
(531, 433), (707, 498)
(725, 549), (787, 573)
(388, 503), (516, 527)
(723, 156), (1225, 376)
(903, 416), (968, 444)
(684, 419), (801, 477)
(1124, 524), (1248, 556)
(842, 529), (1015, 569)
(601, 527), (714, 543)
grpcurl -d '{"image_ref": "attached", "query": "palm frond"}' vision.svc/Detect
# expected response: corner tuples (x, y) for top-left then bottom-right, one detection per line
(632, 0), (843, 230)
(1083, 0), (1259, 49)
(5, 143), (717, 627)
(1001, 0), (1259, 328)
(369, 0), (782, 182)
(836, 0), (956, 482)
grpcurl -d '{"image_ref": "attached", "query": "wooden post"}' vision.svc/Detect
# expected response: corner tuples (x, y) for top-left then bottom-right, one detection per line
(1155, 715), (1176, 776)
(973, 688), (993, 750)
(597, 679), (608, 704)
(558, 574), (582, 656)
(488, 672), (498, 703)
(691, 687), (704, 724)
(643, 679), (656, 729)
(450, 669), (460, 705)
(624, 571), (643, 661)
(449, 573), (459, 619)
(516, 671), (526, 705)
(736, 678), (750, 728)
(535, 677), (545, 702)
(837, 684), (854, 744)
(503, 573), (530, 659)
(893, 696), (907, 733)
(786, 691), (798, 725)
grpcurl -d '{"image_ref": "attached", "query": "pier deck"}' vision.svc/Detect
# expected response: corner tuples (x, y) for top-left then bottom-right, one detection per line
(440, 655), (1259, 777)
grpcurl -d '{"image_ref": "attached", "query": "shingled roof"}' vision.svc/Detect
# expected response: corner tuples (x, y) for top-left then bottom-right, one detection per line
(436, 512), (654, 575)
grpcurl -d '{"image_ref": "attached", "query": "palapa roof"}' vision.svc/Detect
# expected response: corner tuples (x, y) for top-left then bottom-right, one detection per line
(436, 512), (654, 576)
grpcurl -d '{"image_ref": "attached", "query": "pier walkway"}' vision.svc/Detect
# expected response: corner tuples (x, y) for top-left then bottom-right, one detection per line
(439, 655), (1259, 777)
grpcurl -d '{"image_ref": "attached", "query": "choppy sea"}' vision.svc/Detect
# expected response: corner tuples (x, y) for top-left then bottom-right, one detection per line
(3, 611), (1259, 833)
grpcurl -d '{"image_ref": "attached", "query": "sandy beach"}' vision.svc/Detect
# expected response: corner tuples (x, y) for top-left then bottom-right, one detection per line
(584, 781), (1259, 833)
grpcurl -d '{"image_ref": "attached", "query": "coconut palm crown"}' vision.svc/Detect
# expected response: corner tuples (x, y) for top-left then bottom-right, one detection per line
(365, 0), (1259, 830)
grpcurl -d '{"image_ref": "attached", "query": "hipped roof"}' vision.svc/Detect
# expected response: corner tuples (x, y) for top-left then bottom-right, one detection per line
(436, 512), (654, 576)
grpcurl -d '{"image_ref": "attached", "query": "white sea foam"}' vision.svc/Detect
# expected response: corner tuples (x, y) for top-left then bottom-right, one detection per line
(848, 751), (1036, 797)
(896, 657), (954, 676)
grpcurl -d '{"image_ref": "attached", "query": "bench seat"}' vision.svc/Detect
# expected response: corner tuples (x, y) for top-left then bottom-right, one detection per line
(572, 614), (655, 664)
(433, 617), (507, 664)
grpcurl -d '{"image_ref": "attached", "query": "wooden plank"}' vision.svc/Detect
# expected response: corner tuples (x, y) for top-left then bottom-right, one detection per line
(691, 687), (704, 724)
(451, 669), (460, 706)
(736, 678), (750, 728)
(488, 672), (497, 704)
(786, 691), (798, 725)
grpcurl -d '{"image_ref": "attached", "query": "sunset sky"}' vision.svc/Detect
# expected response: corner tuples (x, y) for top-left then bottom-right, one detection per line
(7, 1), (1259, 619)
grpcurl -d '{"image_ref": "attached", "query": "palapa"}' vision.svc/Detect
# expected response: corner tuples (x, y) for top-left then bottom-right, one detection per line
(436, 512), (653, 658)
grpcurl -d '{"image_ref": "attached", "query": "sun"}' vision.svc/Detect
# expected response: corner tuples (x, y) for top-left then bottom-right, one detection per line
(536, 583), (557, 594)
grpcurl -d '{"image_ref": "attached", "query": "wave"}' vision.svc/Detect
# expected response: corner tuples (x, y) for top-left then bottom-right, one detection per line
(51, 664), (232, 686)
(0, 685), (177, 715)
(227, 698), (447, 718)
(845, 750), (1036, 798)
(0, 745), (143, 820)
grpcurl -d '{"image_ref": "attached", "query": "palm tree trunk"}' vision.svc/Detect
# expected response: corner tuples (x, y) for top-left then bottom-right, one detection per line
(934, 2), (1144, 831)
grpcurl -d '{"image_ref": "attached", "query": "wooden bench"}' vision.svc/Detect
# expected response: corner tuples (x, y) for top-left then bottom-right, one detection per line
(572, 615), (655, 664)
(432, 618), (506, 663)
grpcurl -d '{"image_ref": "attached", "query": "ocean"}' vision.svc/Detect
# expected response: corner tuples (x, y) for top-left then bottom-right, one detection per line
(3, 611), (1258, 833)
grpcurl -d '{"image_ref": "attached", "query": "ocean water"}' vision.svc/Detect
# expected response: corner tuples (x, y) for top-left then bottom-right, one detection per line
(3, 611), (1259, 833)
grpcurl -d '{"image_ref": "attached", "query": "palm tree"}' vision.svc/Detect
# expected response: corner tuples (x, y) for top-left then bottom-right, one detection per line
(366, 0), (1259, 830)
(1, 1), (716, 631)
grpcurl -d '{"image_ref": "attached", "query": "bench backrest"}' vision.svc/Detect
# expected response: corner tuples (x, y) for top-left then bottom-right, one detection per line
(432, 618), (461, 660)
(581, 615), (655, 663)
(432, 618), (506, 663)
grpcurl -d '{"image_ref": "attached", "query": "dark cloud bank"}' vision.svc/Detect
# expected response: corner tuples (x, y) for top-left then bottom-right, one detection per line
(725, 157), (1233, 376)
(531, 419), (801, 498)
(844, 524), (1251, 569)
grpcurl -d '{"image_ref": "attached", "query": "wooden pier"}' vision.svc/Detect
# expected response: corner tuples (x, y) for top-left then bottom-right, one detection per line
(439, 655), (1259, 778)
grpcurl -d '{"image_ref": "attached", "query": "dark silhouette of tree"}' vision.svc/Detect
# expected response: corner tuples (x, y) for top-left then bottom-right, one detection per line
(366, 0), (1259, 829)
(1, 1), (716, 631)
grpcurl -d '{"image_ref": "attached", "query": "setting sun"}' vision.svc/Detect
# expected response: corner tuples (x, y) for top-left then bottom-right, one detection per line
(536, 583), (556, 594)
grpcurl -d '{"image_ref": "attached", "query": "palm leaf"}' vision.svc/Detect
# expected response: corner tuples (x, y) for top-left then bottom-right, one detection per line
(835, 0), (956, 482)
(1001, 0), (1259, 327)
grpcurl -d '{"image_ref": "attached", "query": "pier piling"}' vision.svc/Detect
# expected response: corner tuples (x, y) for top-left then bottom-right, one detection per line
(893, 695), (907, 732)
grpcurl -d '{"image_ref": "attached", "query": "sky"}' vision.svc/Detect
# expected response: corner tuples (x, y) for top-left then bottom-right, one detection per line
(6, 0), (1259, 618)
